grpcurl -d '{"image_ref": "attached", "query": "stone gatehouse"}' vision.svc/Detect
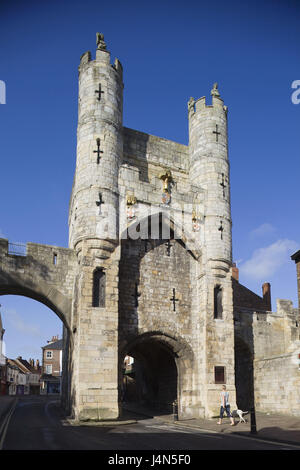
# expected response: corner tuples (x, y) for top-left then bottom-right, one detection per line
(0, 34), (299, 420)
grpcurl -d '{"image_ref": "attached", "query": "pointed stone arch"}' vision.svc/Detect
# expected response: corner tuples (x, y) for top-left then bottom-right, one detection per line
(0, 239), (75, 330)
(0, 269), (72, 331)
(121, 210), (202, 261)
(119, 331), (195, 418)
(234, 335), (254, 410)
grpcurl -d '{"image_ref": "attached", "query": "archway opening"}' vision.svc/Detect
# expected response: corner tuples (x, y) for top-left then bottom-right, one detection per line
(0, 294), (68, 398)
(121, 339), (178, 415)
(234, 337), (254, 410)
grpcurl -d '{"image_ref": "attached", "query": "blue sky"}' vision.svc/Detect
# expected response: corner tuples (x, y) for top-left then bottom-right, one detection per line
(0, 0), (299, 360)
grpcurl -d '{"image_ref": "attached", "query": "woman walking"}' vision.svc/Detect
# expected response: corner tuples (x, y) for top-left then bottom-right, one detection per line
(217, 385), (235, 425)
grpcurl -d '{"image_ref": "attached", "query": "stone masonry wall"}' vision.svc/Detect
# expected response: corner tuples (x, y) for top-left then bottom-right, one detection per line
(121, 127), (199, 226)
(119, 236), (192, 346)
(0, 238), (76, 328)
(235, 299), (300, 415)
(254, 352), (300, 416)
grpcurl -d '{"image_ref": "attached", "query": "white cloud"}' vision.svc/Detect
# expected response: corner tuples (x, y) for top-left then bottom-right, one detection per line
(249, 223), (276, 239)
(5, 308), (42, 338)
(239, 239), (298, 281)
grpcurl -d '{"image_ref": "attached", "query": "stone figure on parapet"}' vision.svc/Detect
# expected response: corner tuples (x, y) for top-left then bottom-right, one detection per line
(96, 32), (107, 50)
(159, 170), (173, 194)
(211, 82), (221, 97)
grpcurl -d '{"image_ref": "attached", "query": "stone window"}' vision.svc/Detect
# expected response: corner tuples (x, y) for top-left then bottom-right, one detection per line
(46, 351), (53, 359)
(92, 268), (106, 307)
(214, 285), (223, 319)
(214, 366), (225, 384)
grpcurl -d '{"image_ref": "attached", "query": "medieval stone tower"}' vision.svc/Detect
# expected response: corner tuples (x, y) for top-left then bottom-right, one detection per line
(67, 34), (236, 420)
(2, 33), (297, 421)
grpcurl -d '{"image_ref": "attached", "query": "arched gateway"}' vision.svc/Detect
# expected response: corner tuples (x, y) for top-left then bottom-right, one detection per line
(0, 34), (240, 421)
(0, 238), (75, 413)
(119, 332), (195, 417)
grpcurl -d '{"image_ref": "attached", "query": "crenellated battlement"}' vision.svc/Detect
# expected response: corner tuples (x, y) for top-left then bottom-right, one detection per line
(79, 50), (91, 66)
(189, 94), (228, 119)
(79, 35), (123, 82)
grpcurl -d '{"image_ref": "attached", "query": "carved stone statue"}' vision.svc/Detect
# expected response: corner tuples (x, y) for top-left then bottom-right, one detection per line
(96, 32), (107, 51)
(126, 195), (137, 206)
(192, 209), (201, 232)
(211, 82), (220, 97)
(126, 194), (137, 220)
(159, 170), (173, 193)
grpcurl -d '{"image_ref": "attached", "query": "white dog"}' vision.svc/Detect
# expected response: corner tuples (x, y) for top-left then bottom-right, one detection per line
(232, 409), (248, 423)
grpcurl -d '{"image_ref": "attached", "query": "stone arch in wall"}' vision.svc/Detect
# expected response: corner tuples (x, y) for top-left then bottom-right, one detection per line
(0, 241), (74, 412)
(0, 239), (74, 330)
(122, 210), (202, 262)
(118, 211), (198, 417)
(0, 286), (73, 411)
(119, 331), (195, 417)
(234, 335), (254, 410)
(0, 282), (71, 331)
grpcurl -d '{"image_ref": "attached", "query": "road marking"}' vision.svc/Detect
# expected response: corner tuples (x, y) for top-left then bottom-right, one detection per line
(174, 423), (220, 434)
(0, 399), (18, 450)
(220, 431), (300, 449)
(144, 423), (223, 438)
(155, 422), (300, 449)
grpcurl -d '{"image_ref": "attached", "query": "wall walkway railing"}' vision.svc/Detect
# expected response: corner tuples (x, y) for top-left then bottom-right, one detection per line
(8, 243), (27, 257)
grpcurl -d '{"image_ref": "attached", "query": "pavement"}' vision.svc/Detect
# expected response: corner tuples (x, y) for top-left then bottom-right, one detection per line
(121, 402), (300, 447)
(1, 396), (300, 448)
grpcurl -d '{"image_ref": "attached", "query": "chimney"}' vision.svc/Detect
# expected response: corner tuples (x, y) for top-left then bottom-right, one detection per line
(48, 335), (59, 344)
(291, 250), (300, 313)
(262, 282), (272, 311)
(232, 262), (239, 282)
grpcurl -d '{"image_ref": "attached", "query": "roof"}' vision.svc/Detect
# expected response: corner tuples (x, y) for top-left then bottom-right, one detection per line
(15, 358), (41, 374)
(291, 250), (300, 263)
(7, 359), (23, 371)
(42, 339), (63, 350)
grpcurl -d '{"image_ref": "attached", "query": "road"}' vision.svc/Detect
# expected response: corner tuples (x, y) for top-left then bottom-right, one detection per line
(1, 396), (298, 453)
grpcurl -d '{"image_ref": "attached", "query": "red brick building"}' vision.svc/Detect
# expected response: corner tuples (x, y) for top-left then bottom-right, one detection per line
(40, 336), (63, 394)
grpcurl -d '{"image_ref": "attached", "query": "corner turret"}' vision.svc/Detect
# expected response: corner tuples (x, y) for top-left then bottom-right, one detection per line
(188, 83), (232, 273)
(69, 33), (124, 260)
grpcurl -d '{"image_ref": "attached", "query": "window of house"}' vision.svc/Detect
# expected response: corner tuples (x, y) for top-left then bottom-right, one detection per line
(214, 366), (225, 384)
(214, 285), (223, 319)
(46, 365), (52, 375)
(92, 268), (106, 307)
(46, 351), (53, 359)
